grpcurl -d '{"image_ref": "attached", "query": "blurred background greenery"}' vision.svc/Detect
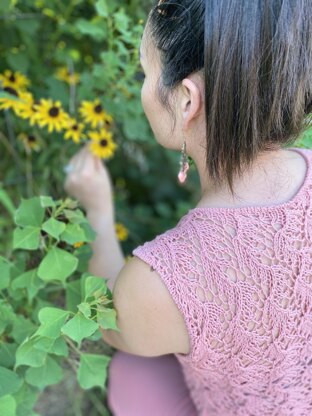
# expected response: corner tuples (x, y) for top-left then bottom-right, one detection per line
(0, 0), (312, 415)
(0, 0), (199, 261)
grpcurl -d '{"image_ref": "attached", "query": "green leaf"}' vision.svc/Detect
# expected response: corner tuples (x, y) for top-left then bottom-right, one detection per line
(0, 303), (15, 336)
(42, 218), (66, 239)
(60, 223), (87, 244)
(15, 339), (47, 368)
(97, 308), (119, 331)
(13, 382), (38, 416)
(77, 353), (110, 390)
(80, 221), (96, 242)
(11, 269), (44, 302)
(0, 186), (15, 216)
(0, 256), (11, 290)
(33, 336), (68, 357)
(39, 196), (56, 208)
(0, 343), (17, 368)
(13, 227), (40, 250)
(0, 395), (16, 416)
(66, 279), (81, 313)
(0, 0), (14, 13)
(38, 247), (78, 283)
(14, 197), (45, 228)
(0, 367), (23, 397)
(63, 209), (86, 224)
(15, 337), (47, 369)
(61, 314), (99, 345)
(25, 356), (63, 389)
(84, 275), (108, 300)
(75, 19), (107, 40)
(7, 52), (29, 73)
(95, 0), (108, 17)
(11, 315), (37, 344)
(49, 337), (68, 357)
(77, 302), (91, 318)
(35, 307), (70, 339)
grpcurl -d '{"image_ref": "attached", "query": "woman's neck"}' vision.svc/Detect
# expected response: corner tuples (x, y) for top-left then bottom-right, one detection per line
(194, 148), (307, 209)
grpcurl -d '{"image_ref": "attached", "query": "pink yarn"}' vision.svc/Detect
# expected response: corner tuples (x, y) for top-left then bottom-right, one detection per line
(133, 147), (312, 415)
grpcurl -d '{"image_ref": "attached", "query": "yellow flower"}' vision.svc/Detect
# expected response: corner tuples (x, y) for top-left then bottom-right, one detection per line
(13, 92), (39, 125)
(0, 87), (30, 112)
(115, 223), (129, 241)
(73, 241), (85, 249)
(34, 99), (70, 133)
(64, 119), (86, 143)
(0, 70), (30, 90)
(55, 67), (80, 85)
(18, 133), (41, 153)
(79, 99), (113, 129)
(88, 128), (118, 160)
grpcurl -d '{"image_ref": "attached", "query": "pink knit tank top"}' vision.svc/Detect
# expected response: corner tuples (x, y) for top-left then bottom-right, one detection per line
(132, 147), (312, 416)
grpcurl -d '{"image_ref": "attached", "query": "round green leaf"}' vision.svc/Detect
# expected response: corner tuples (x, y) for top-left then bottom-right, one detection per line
(38, 247), (78, 283)
(42, 218), (66, 239)
(0, 367), (22, 397)
(77, 353), (110, 390)
(61, 314), (99, 345)
(97, 308), (119, 331)
(13, 227), (40, 251)
(14, 197), (45, 228)
(35, 308), (70, 339)
(15, 338), (47, 369)
(11, 269), (44, 303)
(0, 395), (16, 416)
(60, 223), (87, 245)
(0, 257), (11, 290)
(25, 356), (64, 389)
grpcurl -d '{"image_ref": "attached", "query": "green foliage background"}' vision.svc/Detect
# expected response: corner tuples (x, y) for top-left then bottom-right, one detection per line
(0, 0), (312, 415)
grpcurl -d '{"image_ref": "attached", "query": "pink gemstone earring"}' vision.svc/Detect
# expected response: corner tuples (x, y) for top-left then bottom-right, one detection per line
(178, 141), (190, 184)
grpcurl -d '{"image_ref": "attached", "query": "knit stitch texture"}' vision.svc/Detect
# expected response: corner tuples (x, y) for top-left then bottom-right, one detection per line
(133, 147), (312, 416)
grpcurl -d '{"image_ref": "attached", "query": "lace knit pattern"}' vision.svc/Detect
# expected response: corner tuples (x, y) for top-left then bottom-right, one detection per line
(132, 147), (312, 416)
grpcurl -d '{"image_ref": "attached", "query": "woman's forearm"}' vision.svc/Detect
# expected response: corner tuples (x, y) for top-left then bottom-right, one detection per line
(86, 208), (126, 292)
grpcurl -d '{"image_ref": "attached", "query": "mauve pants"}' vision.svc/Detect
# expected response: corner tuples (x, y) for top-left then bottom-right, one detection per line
(107, 351), (198, 416)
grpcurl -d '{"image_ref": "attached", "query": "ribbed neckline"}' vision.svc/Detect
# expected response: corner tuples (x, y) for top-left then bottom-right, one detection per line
(188, 147), (311, 215)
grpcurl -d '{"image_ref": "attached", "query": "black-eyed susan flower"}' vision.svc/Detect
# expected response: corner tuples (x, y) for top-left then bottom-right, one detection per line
(0, 87), (31, 112)
(35, 99), (70, 133)
(13, 92), (39, 125)
(0, 70), (30, 91)
(18, 133), (41, 153)
(79, 99), (113, 129)
(64, 119), (86, 143)
(89, 128), (118, 160)
(115, 223), (129, 241)
(55, 67), (80, 85)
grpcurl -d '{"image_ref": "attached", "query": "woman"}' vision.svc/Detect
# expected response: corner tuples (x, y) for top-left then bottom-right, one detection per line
(64, 0), (312, 415)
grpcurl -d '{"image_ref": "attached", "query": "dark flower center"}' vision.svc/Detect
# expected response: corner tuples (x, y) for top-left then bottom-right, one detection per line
(32, 105), (37, 112)
(94, 104), (102, 114)
(49, 107), (60, 117)
(100, 139), (108, 147)
(9, 74), (16, 82)
(72, 125), (79, 131)
(28, 135), (36, 143)
(4, 87), (18, 97)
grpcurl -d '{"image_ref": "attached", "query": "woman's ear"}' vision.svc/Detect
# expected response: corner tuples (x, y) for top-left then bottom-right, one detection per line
(181, 77), (203, 131)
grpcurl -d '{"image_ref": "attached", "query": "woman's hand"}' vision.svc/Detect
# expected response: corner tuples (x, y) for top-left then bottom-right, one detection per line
(64, 144), (114, 214)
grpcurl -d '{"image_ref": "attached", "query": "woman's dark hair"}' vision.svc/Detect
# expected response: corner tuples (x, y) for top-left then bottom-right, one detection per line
(147, 0), (312, 195)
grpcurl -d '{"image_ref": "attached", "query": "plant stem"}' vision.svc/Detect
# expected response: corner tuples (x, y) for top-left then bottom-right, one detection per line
(25, 151), (34, 197)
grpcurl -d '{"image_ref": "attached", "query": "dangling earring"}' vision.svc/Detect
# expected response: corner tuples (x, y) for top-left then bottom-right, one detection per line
(178, 141), (190, 184)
